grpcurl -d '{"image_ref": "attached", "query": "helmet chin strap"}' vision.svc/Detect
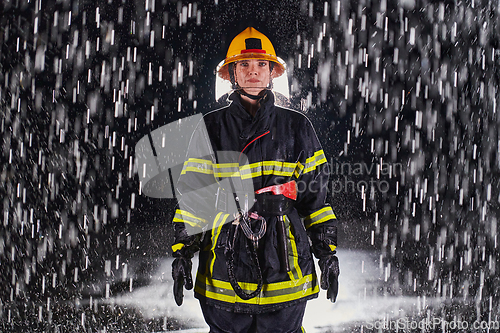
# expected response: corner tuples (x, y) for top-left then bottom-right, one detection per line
(229, 62), (274, 101)
(237, 88), (268, 100)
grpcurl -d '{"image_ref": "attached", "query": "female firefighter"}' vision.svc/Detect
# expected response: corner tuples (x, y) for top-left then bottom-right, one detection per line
(171, 27), (339, 333)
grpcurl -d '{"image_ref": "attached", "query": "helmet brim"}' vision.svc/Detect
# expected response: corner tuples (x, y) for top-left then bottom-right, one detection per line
(217, 54), (286, 81)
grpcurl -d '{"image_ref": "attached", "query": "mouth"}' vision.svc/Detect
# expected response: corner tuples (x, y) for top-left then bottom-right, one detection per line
(247, 79), (260, 83)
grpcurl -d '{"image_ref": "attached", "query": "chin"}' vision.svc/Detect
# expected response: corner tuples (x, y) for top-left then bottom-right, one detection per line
(243, 88), (265, 95)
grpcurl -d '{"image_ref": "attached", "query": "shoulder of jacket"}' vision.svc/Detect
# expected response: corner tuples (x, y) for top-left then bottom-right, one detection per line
(203, 105), (231, 121)
(274, 105), (314, 126)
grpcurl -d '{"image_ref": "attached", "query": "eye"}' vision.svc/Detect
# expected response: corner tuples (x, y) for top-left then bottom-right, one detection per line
(259, 62), (268, 67)
(239, 61), (249, 67)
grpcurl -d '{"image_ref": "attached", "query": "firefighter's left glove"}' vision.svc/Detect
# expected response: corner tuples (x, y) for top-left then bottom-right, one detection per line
(308, 224), (339, 302)
(172, 253), (193, 306)
(319, 255), (339, 303)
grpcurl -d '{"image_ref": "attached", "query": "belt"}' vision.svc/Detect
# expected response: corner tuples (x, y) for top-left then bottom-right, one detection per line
(252, 180), (296, 216)
(253, 193), (294, 216)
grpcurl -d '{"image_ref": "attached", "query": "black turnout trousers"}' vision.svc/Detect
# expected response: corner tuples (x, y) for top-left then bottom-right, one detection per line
(200, 300), (307, 333)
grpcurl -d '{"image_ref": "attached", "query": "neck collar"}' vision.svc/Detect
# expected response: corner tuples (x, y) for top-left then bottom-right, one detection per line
(228, 90), (275, 119)
(237, 89), (267, 101)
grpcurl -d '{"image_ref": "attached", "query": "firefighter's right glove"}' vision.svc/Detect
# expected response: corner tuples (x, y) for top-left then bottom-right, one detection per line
(172, 227), (201, 306)
(319, 255), (339, 303)
(172, 253), (193, 306)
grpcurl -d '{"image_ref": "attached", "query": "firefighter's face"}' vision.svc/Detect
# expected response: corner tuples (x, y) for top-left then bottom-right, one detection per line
(234, 59), (271, 95)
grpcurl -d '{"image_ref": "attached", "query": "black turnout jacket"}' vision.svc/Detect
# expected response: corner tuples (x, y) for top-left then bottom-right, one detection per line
(173, 91), (337, 313)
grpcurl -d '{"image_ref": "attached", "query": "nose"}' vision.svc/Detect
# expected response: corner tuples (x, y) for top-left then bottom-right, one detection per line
(248, 62), (258, 74)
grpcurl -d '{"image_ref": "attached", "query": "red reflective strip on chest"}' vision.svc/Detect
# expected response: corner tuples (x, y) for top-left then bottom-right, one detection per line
(239, 130), (270, 162)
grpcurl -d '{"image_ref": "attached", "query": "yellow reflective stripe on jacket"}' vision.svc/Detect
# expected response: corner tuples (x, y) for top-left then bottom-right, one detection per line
(173, 209), (207, 227)
(294, 162), (305, 178)
(239, 161), (297, 179)
(285, 215), (303, 281)
(209, 212), (230, 275)
(181, 158), (298, 179)
(172, 243), (185, 253)
(304, 206), (336, 229)
(194, 272), (319, 305)
(214, 162), (240, 178)
(180, 156), (325, 179)
(180, 158), (214, 175)
(303, 150), (327, 174)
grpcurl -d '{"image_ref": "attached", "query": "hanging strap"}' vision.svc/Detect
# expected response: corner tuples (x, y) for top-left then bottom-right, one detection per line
(226, 221), (264, 300)
(224, 173), (265, 300)
(238, 212), (266, 248)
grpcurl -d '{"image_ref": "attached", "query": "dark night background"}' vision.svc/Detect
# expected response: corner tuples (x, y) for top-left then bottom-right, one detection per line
(1, 0), (500, 331)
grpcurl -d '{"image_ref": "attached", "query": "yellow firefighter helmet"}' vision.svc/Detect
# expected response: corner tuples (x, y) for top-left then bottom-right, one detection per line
(217, 27), (286, 81)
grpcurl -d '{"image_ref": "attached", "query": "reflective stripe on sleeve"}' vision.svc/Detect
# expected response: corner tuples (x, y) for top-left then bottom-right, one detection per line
(304, 206), (336, 229)
(172, 243), (185, 253)
(303, 150), (327, 174)
(173, 209), (207, 228)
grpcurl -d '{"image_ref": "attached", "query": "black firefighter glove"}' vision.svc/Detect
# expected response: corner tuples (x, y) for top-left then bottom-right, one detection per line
(319, 255), (339, 302)
(172, 254), (193, 306)
(308, 224), (340, 303)
(172, 230), (200, 306)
